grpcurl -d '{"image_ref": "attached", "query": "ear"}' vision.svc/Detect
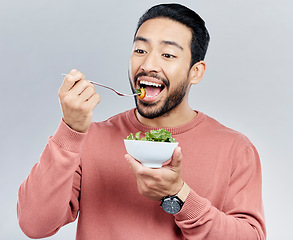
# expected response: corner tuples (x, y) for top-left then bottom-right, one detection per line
(189, 61), (206, 85)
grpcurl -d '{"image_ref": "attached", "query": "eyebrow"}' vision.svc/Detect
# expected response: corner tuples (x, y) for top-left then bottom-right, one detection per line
(162, 40), (184, 50)
(134, 36), (184, 51)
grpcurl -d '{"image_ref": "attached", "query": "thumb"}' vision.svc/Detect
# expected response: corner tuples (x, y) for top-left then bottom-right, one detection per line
(168, 146), (182, 169)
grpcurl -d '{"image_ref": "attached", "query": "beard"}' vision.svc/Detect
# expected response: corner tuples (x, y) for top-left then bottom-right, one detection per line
(129, 72), (190, 119)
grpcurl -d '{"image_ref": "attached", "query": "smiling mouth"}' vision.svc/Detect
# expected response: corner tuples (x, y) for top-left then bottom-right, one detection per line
(139, 80), (165, 97)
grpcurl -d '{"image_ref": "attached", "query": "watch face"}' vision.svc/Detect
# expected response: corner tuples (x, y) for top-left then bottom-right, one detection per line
(161, 198), (182, 214)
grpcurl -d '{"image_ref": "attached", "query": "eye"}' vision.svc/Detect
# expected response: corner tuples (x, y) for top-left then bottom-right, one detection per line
(162, 53), (176, 59)
(134, 49), (146, 54)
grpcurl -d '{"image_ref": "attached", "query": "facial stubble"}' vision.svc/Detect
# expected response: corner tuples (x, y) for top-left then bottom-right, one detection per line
(129, 72), (190, 119)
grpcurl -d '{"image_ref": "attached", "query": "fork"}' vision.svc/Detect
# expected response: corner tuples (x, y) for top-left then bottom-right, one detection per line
(61, 74), (138, 97)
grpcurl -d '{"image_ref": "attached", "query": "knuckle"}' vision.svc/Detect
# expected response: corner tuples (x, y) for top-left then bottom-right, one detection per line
(71, 103), (81, 111)
(70, 69), (83, 77)
(79, 103), (89, 112)
(136, 168), (145, 176)
(153, 174), (162, 182)
(63, 96), (83, 112)
(66, 74), (75, 83)
(93, 93), (101, 102)
(145, 181), (154, 190)
(138, 183), (149, 195)
(77, 72), (84, 79)
(58, 89), (63, 99)
(81, 79), (91, 86)
(87, 85), (96, 95)
(79, 79), (87, 85)
(62, 94), (73, 106)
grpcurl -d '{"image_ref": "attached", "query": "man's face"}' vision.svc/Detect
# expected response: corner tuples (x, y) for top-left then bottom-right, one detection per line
(129, 18), (193, 119)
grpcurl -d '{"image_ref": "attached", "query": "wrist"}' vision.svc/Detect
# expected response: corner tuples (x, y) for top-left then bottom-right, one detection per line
(62, 118), (89, 133)
(160, 182), (190, 214)
(52, 119), (87, 153)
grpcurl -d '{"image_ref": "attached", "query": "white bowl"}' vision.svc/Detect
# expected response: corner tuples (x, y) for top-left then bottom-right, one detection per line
(124, 139), (179, 168)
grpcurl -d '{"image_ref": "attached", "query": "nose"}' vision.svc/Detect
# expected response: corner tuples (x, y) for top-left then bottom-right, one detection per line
(140, 52), (161, 73)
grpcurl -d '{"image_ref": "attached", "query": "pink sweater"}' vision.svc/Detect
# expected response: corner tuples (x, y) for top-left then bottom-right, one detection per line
(17, 109), (266, 239)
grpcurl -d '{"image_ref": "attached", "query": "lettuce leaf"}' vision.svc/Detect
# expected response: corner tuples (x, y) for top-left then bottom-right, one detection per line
(125, 129), (176, 143)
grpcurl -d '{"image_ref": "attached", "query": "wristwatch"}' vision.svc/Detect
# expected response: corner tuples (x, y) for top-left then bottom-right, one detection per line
(160, 194), (184, 214)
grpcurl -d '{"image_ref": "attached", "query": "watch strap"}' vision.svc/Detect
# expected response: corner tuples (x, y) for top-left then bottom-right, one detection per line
(176, 182), (190, 202)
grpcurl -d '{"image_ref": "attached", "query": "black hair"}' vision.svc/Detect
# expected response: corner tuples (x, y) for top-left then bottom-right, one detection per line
(135, 3), (210, 67)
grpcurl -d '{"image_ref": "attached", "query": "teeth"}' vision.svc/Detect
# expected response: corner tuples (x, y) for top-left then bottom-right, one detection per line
(140, 80), (162, 88)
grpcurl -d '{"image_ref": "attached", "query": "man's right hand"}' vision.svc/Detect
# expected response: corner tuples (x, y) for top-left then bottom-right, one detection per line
(58, 69), (101, 133)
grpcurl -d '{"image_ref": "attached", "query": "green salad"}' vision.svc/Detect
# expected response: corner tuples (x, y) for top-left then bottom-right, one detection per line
(125, 129), (176, 143)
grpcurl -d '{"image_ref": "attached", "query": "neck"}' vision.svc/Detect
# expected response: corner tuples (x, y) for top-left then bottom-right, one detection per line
(135, 103), (197, 128)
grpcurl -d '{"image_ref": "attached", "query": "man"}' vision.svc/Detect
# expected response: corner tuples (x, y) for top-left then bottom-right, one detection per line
(17, 3), (266, 240)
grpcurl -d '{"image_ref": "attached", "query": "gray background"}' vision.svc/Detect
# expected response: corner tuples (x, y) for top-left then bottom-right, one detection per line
(0, 0), (292, 239)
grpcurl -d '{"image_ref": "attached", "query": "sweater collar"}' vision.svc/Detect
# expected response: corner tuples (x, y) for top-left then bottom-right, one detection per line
(126, 108), (205, 136)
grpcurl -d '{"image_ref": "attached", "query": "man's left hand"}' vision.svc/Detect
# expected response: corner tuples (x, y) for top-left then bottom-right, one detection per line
(125, 146), (184, 201)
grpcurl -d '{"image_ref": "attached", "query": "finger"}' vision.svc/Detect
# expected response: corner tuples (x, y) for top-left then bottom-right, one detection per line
(86, 92), (101, 111)
(60, 70), (85, 93)
(69, 69), (85, 83)
(167, 146), (182, 170)
(78, 85), (96, 102)
(125, 154), (143, 174)
(125, 154), (156, 176)
(69, 79), (92, 96)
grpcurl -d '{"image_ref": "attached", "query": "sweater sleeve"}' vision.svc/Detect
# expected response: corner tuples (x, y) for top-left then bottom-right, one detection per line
(174, 144), (266, 240)
(17, 120), (86, 239)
